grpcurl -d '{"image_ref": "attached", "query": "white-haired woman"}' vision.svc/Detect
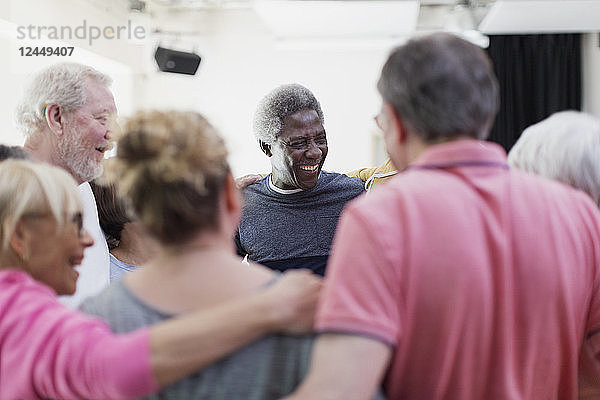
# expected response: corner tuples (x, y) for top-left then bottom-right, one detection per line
(0, 160), (320, 400)
(508, 110), (600, 205)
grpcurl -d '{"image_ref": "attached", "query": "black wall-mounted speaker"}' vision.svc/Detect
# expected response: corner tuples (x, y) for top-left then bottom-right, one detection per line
(154, 46), (201, 75)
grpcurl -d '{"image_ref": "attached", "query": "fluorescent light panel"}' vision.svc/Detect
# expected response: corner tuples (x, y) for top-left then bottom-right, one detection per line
(254, 0), (420, 38)
(479, 0), (600, 34)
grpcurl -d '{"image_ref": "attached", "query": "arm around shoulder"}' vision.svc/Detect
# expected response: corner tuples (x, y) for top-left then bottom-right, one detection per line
(345, 158), (396, 182)
(0, 269), (320, 399)
(149, 269), (322, 386)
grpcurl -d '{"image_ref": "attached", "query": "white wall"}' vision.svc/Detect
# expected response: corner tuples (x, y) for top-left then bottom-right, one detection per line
(137, 9), (392, 176)
(583, 32), (600, 117)
(0, 0), (139, 145)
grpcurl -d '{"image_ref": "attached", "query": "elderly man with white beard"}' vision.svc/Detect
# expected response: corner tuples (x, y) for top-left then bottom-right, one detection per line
(16, 63), (116, 307)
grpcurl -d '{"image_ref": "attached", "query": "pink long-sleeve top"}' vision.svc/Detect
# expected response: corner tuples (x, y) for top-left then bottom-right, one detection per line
(0, 268), (159, 399)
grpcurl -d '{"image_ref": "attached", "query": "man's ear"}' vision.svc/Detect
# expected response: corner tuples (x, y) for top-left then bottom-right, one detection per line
(44, 104), (64, 136)
(259, 140), (272, 157)
(384, 102), (408, 145)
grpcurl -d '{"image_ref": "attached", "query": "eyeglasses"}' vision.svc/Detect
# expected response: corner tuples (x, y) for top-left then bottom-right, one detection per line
(22, 211), (84, 237)
(71, 212), (84, 237)
(374, 112), (385, 131)
(279, 135), (328, 151)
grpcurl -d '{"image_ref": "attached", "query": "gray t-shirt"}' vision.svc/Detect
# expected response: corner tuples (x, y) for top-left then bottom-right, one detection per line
(236, 171), (365, 276)
(81, 278), (314, 400)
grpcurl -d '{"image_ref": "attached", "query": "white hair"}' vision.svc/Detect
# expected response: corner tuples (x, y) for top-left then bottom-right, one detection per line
(15, 62), (112, 137)
(253, 83), (324, 145)
(508, 111), (600, 205)
(0, 159), (81, 251)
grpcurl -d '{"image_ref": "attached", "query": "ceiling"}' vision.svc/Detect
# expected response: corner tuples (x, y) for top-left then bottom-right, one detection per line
(129, 0), (494, 32)
(112, 0), (600, 43)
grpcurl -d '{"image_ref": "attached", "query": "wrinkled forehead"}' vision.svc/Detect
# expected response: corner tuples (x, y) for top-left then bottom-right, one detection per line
(81, 78), (117, 114)
(280, 109), (324, 136)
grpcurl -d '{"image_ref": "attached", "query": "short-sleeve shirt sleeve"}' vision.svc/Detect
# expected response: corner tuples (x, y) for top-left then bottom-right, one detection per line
(0, 269), (158, 400)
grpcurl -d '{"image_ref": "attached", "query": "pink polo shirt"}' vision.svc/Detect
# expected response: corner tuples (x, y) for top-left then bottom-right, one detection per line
(0, 269), (159, 399)
(317, 140), (600, 399)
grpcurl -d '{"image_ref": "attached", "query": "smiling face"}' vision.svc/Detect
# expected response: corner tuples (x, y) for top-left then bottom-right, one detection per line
(57, 78), (117, 183)
(20, 211), (93, 295)
(270, 109), (328, 190)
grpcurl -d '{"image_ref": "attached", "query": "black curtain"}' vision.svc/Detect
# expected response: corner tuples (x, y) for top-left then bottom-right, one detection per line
(486, 34), (581, 151)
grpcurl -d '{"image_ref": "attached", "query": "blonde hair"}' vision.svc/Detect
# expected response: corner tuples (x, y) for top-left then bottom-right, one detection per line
(0, 160), (81, 251)
(108, 110), (229, 245)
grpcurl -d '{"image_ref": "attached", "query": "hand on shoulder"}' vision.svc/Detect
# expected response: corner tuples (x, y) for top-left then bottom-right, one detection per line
(261, 269), (322, 334)
(235, 174), (262, 190)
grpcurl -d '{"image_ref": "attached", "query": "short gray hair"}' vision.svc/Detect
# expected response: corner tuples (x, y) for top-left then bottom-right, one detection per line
(15, 62), (112, 137)
(253, 83), (324, 144)
(0, 159), (81, 251)
(377, 33), (499, 142)
(508, 111), (600, 205)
